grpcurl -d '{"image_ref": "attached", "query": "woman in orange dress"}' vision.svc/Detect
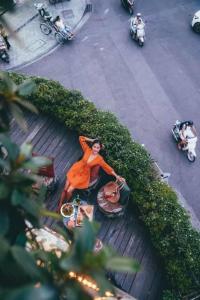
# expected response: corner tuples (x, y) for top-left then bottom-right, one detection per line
(59, 136), (124, 209)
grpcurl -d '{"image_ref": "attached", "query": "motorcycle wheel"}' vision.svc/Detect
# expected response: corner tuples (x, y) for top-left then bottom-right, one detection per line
(40, 23), (52, 35)
(129, 7), (134, 15)
(139, 40), (144, 47)
(130, 29), (133, 37)
(187, 152), (195, 162)
(193, 22), (200, 33)
(55, 32), (65, 44)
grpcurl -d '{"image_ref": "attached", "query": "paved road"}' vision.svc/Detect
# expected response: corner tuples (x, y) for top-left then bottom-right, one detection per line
(19, 0), (200, 219)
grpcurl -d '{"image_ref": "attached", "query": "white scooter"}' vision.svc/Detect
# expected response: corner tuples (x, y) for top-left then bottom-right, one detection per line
(172, 120), (197, 162)
(130, 22), (145, 47)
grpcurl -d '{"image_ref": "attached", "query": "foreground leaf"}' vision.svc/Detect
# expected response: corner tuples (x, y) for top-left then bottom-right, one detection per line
(17, 79), (36, 98)
(11, 246), (41, 280)
(106, 256), (140, 273)
(0, 284), (57, 300)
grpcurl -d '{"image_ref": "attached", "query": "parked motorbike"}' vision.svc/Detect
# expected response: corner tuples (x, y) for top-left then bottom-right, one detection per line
(130, 22), (145, 46)
(121, 0), (134, 15)
(172, 120), (197, 162)
(0, 37), (9, 63)
(34, 3), (53, 21)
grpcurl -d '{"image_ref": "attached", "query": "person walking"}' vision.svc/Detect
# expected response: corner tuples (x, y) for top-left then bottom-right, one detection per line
(0, 24), (11, 50)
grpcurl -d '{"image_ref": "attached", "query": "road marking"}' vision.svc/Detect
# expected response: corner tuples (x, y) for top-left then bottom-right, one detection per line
(100, 47), (104, 51)
(81, 36), (89, 42)
(104, 8), (109, 15)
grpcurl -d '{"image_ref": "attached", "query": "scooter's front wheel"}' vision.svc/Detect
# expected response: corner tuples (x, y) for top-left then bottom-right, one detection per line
(40, 23), (52, 35)
(187, 152), (196, 162)
(139, 40), (144, 47)
(130, 29), (135, 39)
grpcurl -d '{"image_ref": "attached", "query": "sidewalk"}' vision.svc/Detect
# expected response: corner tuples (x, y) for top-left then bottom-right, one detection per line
(0, 0), (88, 70)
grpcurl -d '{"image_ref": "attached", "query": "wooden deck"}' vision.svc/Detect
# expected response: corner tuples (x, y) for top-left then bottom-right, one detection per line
(10, 113), (164, 300)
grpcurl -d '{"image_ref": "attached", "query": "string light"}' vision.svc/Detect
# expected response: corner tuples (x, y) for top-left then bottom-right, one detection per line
(105, 291), (114, 297)
(68, 271), (115, 298)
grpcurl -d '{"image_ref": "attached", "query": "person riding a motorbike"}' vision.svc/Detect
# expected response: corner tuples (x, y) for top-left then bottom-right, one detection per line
(130, 13), (144, 36)
(178, 121), (197, 149)
(53, 16), (72, 36)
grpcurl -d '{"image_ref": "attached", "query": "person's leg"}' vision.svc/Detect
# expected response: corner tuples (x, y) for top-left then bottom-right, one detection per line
(66, 185), (75, 201)
(58, 180), (69, 211)
(178, 139), (186, 150)
(58, 181), (75, 211)
(3, 36), (10, 50)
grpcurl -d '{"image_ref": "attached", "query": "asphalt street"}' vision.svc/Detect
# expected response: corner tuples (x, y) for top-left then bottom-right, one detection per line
(19, 0), (200, 220)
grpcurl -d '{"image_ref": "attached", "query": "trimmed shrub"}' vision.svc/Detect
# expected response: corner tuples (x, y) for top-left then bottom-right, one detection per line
(8, 72), (200, 298)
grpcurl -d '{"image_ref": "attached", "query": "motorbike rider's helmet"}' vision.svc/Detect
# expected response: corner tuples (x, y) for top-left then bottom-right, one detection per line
(186, 120), (193, 126)
(136, 13), (141, 18)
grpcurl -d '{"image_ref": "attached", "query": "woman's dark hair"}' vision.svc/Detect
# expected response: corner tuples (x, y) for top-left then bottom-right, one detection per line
(91, 139), (103, 149)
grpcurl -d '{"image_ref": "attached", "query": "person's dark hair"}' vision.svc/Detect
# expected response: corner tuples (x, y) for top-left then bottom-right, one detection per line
(91, 139), (103, 149)
(54, 16), (60, 22)
(186, 120), (193, 126)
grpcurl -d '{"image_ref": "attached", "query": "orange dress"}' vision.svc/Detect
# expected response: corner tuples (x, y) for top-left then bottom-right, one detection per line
(67, 136), (114, 189)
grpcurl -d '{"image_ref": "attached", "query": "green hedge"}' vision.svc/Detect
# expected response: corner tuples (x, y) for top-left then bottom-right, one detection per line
(9, 72), (200, 298)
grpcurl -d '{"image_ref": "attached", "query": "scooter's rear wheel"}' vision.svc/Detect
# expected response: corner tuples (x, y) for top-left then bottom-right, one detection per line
(55, 32), (65, 44)
(187, 152), (195, 162)
(193, 22), (200, 33)
(40, 23), (52, 35)
(129, 7), (134, 15)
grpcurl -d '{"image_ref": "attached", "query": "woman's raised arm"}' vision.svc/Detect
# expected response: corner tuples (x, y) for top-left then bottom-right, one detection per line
(99, 157), (125, 182)
(79, 136), (95, 152)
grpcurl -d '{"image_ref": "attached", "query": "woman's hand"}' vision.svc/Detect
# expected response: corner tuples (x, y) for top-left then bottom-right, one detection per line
(67, 219), (75, 229)
(84, 137), (95, 143)
(116, 175), (126, 182)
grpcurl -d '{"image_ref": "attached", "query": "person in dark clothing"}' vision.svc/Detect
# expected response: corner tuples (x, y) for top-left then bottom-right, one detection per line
(0, 24), (11, 50)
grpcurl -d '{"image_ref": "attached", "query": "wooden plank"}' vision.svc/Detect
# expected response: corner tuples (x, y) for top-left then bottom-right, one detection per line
(127, 246), (147, 295)
(10, 114), (41, 144)
(29, 118), (54, 149)
(146, 270), (163, 300)
(33, 121), (59, 154)
(130, 247), (156, 299)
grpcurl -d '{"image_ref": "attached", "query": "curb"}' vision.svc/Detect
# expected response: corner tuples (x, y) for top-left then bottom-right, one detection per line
(73, 0), (92, 34)
(7, 0), (93, 71)
(14, 13), (39, 33)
